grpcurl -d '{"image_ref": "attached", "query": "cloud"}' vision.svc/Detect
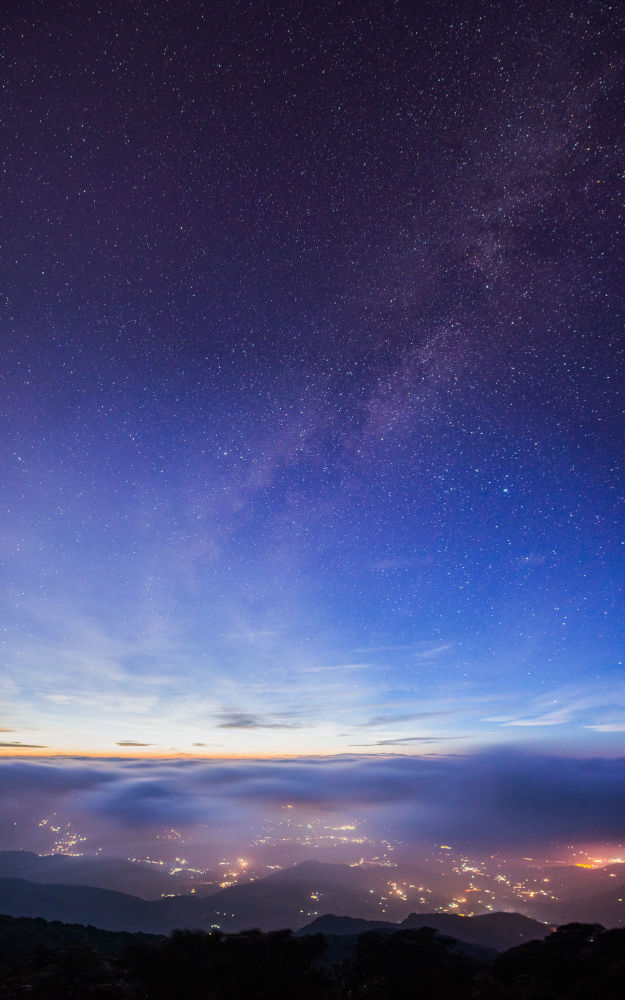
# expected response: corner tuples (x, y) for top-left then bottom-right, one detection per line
(363, 711), (452, 727)
(216, 712), (302, 730)
(413, 643), (453, 661)
(484, 684), (625, 730)
(299, 662), (370, 674)
(0, 759), (116, 794)
(585, 724), (625, 733)
(0, 741), (48, 748)
(2, 751), (625, 853)
(116, 741), (154, 747)
(84, 776), (214, 825)
(351, 736), (470, 747)
(351, 644), (417, 654)
(487, 709), (573, 727)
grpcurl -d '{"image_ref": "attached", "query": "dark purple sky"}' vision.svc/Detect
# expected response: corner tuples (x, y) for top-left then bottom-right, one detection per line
(0, 0), (623, 848)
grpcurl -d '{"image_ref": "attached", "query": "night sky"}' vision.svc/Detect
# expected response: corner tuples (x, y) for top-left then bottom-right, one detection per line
(1, 0), (624, 801)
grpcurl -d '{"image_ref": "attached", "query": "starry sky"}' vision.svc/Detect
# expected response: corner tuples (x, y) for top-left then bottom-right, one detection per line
(1, 0), (623, 767)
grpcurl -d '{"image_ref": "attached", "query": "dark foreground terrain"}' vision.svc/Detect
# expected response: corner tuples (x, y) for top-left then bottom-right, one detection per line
(1, 912), (625, 998)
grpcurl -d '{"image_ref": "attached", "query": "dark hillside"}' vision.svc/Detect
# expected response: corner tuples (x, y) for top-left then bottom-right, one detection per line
(2, 913), (625, 998)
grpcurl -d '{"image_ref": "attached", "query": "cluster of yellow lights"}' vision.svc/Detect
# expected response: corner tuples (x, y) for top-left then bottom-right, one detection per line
(574, 856), (624, 869)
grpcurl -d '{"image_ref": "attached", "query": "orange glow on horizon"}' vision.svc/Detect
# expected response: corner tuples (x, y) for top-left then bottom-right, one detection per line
(0, 746), (460, 761)
(0, 747), (435, 762)
(0, 748), (332, 760)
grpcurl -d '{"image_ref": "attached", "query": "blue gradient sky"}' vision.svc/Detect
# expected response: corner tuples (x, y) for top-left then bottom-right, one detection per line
(1, 0), (623, 761)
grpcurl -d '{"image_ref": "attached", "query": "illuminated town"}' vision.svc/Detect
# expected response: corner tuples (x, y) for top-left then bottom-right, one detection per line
(25, 810), (625, 927)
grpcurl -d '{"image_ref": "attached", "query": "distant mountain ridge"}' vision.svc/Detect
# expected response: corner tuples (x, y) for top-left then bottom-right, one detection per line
(0, 850), (205, 899)
(548, 881), (625, 928)
(0, 855), (621, 944)
(0, 861), (548, 952)
(0, 858), (422, 933)
(297, 911), (550, 952)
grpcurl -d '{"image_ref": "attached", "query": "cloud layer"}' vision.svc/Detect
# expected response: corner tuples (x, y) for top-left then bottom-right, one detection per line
(1, 751), (624, 860)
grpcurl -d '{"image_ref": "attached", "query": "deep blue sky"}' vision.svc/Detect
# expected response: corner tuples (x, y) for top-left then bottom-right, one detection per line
(1, 0), (623, 759)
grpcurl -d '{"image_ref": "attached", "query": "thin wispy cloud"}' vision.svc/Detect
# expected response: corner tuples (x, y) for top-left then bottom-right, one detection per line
(484, 684), (625, 731)
(362, 711), (453, 727)
(299, 662), (371, 674)
(0, 741), (48, 748)
(489, 708), (574, 728)
(351, 735), (472, 747)
(216, 712), (303, 730)
(585, 724), (625, 733)
(413, 643), (454, 661)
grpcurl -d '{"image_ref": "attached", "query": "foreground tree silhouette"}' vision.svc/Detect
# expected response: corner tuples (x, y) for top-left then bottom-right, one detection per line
(126, 927), (329, 1000)
(338, 927), (481, 1000)
(493, 923), (625, 1000)
(5, 914), (625, 999)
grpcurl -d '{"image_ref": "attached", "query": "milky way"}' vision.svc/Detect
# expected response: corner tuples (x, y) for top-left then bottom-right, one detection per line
(1, 0), (623, 761)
